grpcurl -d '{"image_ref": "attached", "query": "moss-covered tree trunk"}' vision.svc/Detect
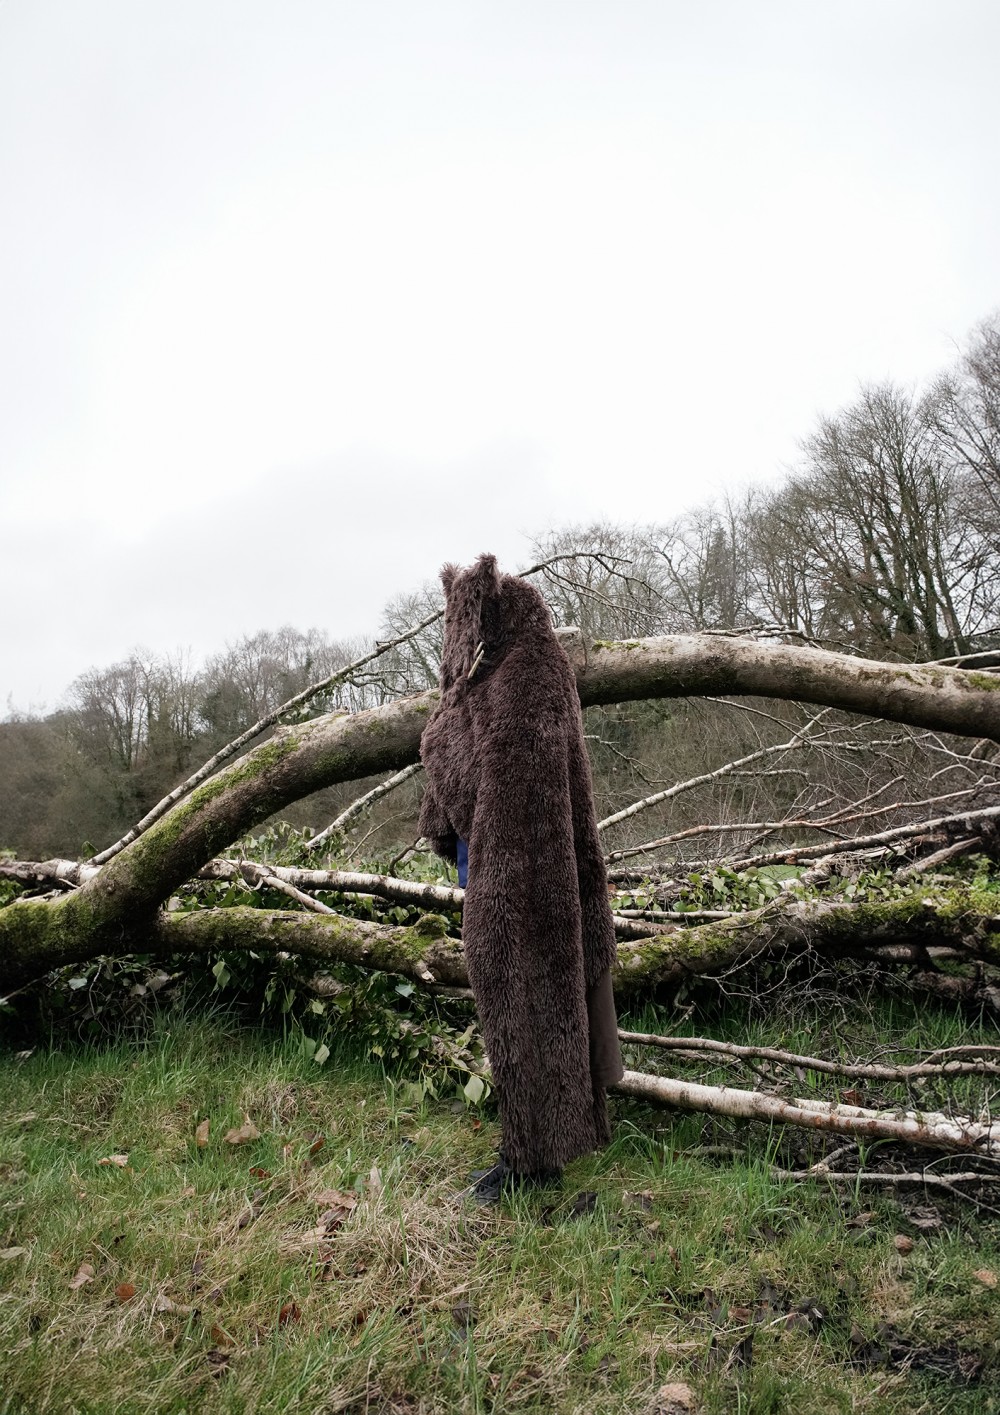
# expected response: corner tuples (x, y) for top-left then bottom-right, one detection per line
(2, 632), (1000, 989)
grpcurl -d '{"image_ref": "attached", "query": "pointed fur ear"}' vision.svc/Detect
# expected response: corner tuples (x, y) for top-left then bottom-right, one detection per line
(468, 553), (501, 598)
(440, 563), (459, 594)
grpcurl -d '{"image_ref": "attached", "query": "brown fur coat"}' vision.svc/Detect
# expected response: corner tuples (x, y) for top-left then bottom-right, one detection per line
(418, 555), (623, 1173)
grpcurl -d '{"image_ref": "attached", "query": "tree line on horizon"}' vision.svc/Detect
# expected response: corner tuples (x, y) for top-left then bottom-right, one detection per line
(2, 312), (998, 861)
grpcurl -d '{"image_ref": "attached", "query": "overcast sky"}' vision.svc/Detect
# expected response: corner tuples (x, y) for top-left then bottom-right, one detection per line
(2, 0), (998, 712)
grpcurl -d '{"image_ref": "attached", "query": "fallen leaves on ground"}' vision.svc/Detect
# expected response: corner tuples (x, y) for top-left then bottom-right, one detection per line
(649, 1381), (696, 1414)
(97, 1154), (129, 1168)
(907, 1206), (944, 1231)
(69, 1262), (96, 1290)
(849, 1322), (983, 1383)
(224, 1116), (260, 1145)
(299, 1188), (358, 1243)
(450, 1300), (476, 1332)
(541, 1190), (598, 1224)
(313, 1188), (357, 1213)
(195, 1118), (210, 1148)
(0, 1246), (28, 1261)
(205, 1348), (231, 1376)
(115, 1282), (137, 1301)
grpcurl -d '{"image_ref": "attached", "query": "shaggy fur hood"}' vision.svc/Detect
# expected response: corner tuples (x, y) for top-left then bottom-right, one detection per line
(419, 554), (623, 1173)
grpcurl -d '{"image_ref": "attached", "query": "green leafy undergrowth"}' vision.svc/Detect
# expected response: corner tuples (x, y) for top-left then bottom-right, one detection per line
(1, 1002), (999, 1414)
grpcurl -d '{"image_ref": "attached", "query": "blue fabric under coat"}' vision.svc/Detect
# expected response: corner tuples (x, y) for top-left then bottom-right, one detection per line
(457, 837), (469, 888)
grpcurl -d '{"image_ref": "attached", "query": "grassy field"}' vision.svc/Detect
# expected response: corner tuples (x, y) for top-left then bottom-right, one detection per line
(1, 994), (999, 1415)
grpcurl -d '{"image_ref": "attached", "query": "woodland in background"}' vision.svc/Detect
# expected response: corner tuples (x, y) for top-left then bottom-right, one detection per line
(4, 323), (1000, 1415)
(3, 312), (998, 867)
(2, 311), (1000, 1185)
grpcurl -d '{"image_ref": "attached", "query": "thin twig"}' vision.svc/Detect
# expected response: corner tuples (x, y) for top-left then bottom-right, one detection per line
(597, 710), (832, 832)
(618, 1030), (1000, 1080)
(305, 763), (424, 853)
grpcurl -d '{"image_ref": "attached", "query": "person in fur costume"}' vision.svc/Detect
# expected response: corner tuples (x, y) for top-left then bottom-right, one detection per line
(418, 554), (623, 1200)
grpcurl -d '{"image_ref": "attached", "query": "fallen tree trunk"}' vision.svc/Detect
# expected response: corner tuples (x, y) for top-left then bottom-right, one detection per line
(3, 632), (1000, 989)
(615, 1069), (1000, 1157)
(0, 858), (667, 943)
(4, 886), (998, 1002)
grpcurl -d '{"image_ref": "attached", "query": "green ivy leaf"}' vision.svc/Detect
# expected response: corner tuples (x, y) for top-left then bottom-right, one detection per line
(463, 1074), (485, 1105)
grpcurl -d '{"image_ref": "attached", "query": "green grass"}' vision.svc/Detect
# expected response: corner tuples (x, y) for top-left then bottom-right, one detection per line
(1, 999), (999, 1414)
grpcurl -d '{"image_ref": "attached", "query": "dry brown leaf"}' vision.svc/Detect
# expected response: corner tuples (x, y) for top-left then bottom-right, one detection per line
(308, 1134), (326, 1157)
(368, 1164), (383, 1198)
(313, 1188), (357, 1212)
(894, 1235), (915, 1254)
(0, 1246), (28, 1261)
(278, 1300), (301, 1326)
(182, 1185), (196, 1198)
(195, 1119), (210, 1148)
(97, 1154), (129, 1168)
(154, 1294), (193, 1315)
(115, 1282), (137, 1301)
(210, 1323), (236, 1346)
(69, 1262), (96, 1290)
(974, 1268), (998, 1288)
(224, 1116), (260, 1146)
(650, 1382), (697, 1414)
(909, 1207), (943, 1230)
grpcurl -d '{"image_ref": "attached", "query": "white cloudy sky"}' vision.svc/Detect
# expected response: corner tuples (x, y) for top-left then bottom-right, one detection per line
(2, 0), (998, 712)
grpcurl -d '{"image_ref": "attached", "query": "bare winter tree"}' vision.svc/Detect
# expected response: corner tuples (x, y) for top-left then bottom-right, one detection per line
(527, 524), (671, 640)
(748, 384), (995, 658)
(933, 309), (1000, 532)
(654, 497), (756, 633)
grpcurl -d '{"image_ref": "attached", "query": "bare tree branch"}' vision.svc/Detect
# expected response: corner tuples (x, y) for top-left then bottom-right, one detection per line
(605, 787), (988, 865)
(596, 709), (833, 831)
(618, 1030), (1000, 1080)
(610, 802), (1000, 880)
(615, 1069), (1000, 1157)
(304, 763), (424, 854)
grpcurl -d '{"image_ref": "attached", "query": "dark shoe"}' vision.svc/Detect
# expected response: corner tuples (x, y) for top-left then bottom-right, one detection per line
(469, 1157), (562, 1205)
(470, 1161), (508, 1204)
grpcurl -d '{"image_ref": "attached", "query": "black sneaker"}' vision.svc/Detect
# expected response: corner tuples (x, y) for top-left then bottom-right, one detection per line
(469, 1158), (562, 1205)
